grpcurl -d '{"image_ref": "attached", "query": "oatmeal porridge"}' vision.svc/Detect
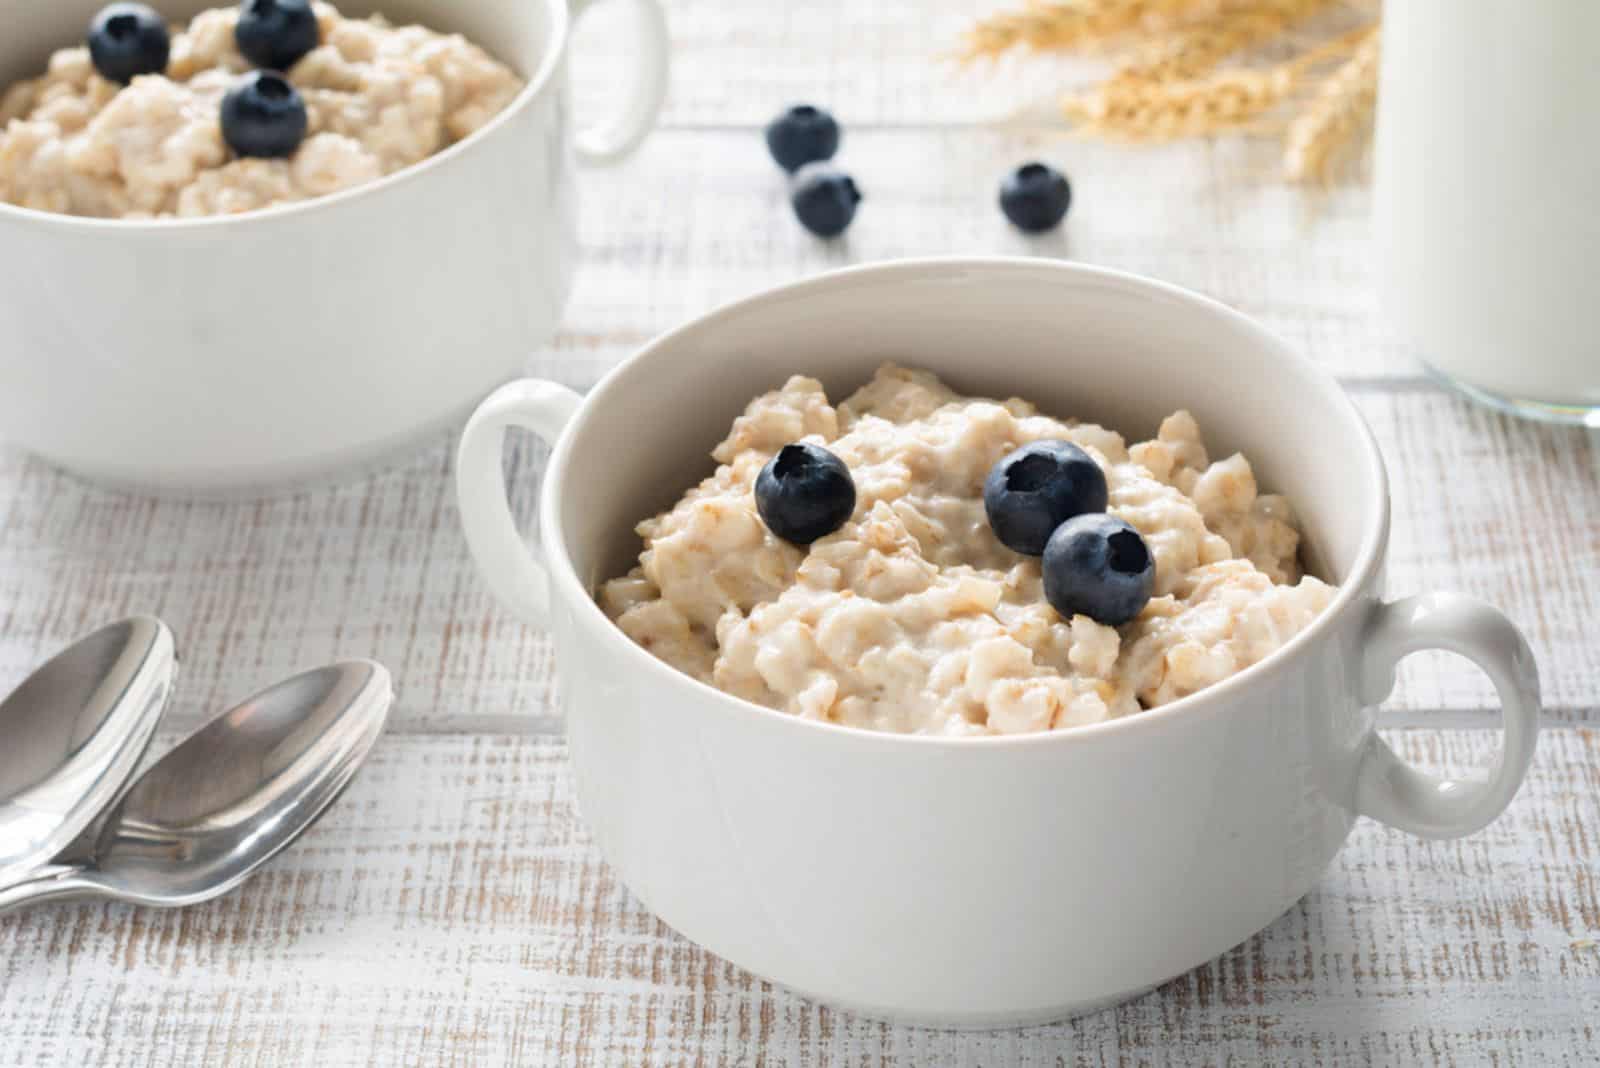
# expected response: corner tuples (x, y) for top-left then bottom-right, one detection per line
(0, 2), (524, 218)
(599, 364), (1337, 737)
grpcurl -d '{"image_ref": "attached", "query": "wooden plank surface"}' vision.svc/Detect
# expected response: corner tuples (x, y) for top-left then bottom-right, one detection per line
(571, 0), (996, 127)
(2, 0), (1596, 1062)
(1, 729), (1596, 1067)
(571, 0), (1161, 128)
(559, 130), (1406, 385)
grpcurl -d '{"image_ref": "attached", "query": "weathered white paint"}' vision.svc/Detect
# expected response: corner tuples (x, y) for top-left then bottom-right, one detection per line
(0, 732), (1597, 1066)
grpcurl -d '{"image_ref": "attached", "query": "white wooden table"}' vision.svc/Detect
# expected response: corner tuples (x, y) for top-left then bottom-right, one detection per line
(3, 3), (1598, 1063)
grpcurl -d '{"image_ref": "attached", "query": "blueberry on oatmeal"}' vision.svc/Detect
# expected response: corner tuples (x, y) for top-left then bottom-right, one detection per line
(999, 162), (1072, 234)
(87, 3), (171, 85)
(984, 440), (1109, 556)
(1042, 514), (1155, 626)
(765, 104), (840, 173)
(221, 71), (308, 159)
(791, 164), (861, 238)
(755, 443), (856, 545)
(236, 0), (321, 72)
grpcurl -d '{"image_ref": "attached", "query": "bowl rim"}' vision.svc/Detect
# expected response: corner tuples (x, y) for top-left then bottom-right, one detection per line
(543, 256), (1392, 750)
(0, 0), (568, 231)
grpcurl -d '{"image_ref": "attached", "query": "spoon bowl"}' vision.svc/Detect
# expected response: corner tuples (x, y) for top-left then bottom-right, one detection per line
(0, 660), (391, 912)
(0, 617), (175, 886)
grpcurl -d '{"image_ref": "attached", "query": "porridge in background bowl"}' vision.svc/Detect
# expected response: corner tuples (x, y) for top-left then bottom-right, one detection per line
(0, 0), (524, 218)
(600, 363), (1336, 737)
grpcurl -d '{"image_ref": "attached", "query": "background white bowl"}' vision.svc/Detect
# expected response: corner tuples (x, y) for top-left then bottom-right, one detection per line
(0, 0), (661, 494)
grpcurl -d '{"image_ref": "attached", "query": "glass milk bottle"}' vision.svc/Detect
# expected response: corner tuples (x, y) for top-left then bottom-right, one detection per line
(1374, 0), (1600, 424)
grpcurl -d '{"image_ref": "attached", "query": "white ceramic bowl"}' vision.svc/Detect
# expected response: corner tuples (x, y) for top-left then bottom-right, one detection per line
(456, 259), (1541, 1027)
(0, 0), (666, 493)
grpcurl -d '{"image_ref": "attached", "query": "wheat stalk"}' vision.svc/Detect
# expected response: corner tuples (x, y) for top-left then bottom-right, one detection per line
(1060, 24), (1369, 141)
(1110, 0), (1334, 82)
(1061, 67), (1296, 139)
(960, 0), (1220, 60)
(1283, 25), (1379, 182)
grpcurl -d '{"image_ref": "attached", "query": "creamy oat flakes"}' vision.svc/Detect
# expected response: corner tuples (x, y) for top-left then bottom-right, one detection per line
(0, 2), (524, 218)
(600, 364), (1337, 737)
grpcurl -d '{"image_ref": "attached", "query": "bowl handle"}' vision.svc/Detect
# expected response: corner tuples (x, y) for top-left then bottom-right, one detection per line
(569, 0), (670, 164)
(455, 379), (583, 626)
(1354, 593), (1541, 839)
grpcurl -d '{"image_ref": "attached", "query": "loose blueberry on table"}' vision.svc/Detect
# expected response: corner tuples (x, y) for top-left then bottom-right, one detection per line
(755, 443), (857, 545)
(87, 2), (171, 84)
(236, 0), (321, 72)
(1042, 513), (1155, 627)
(999, 162), (1072, 234)
(984, 440), (1109, 556)
(221, 70), (308, 158)
(790, 163), (862, 238)
(765, 104), (841, 173)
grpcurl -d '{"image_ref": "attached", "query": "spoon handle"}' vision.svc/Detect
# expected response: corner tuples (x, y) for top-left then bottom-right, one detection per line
(0, 865), (95, 915)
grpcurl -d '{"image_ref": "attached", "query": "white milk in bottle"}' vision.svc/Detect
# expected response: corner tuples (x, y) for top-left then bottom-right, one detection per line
(1374, 0), (1599, 423)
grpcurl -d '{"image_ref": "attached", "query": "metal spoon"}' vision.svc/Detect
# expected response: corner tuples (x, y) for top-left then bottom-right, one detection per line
(0, 617), (176, 887)
(0, 660), (392, 914)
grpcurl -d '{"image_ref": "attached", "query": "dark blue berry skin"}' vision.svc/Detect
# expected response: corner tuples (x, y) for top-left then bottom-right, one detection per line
(1043, 514), (1155, 626)
(999, 162), (1072, 233)
(791, 164), (861, 238)
(765, 105), (840, 173)
(236, 0), (320, 72)
(221, 71), (308, 159)
(983, 440), (1108, 556)
(87, 3), (171, 85)
(755, 443), (856, 545)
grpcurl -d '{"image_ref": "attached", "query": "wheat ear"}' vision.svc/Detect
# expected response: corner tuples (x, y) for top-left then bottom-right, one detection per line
(960, 0), (1218, 61)
(1284, 25), (1379, 182)
(1111, 0), (1335, 82)
(1060, 24), (1370, 141)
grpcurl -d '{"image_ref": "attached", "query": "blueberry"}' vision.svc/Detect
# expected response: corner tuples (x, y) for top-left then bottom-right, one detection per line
(755, 443), (856, 545)
(87, 3), (170, 85)
(236, 0), (320, 71)
(983, 440), (1108, 556)
(999, 162), (1072, 233)
(221, 71), (307, 159)
(791, 164), (861, 238)
(765, 104), (840, 173)
(1042, 514), (1154, 626)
